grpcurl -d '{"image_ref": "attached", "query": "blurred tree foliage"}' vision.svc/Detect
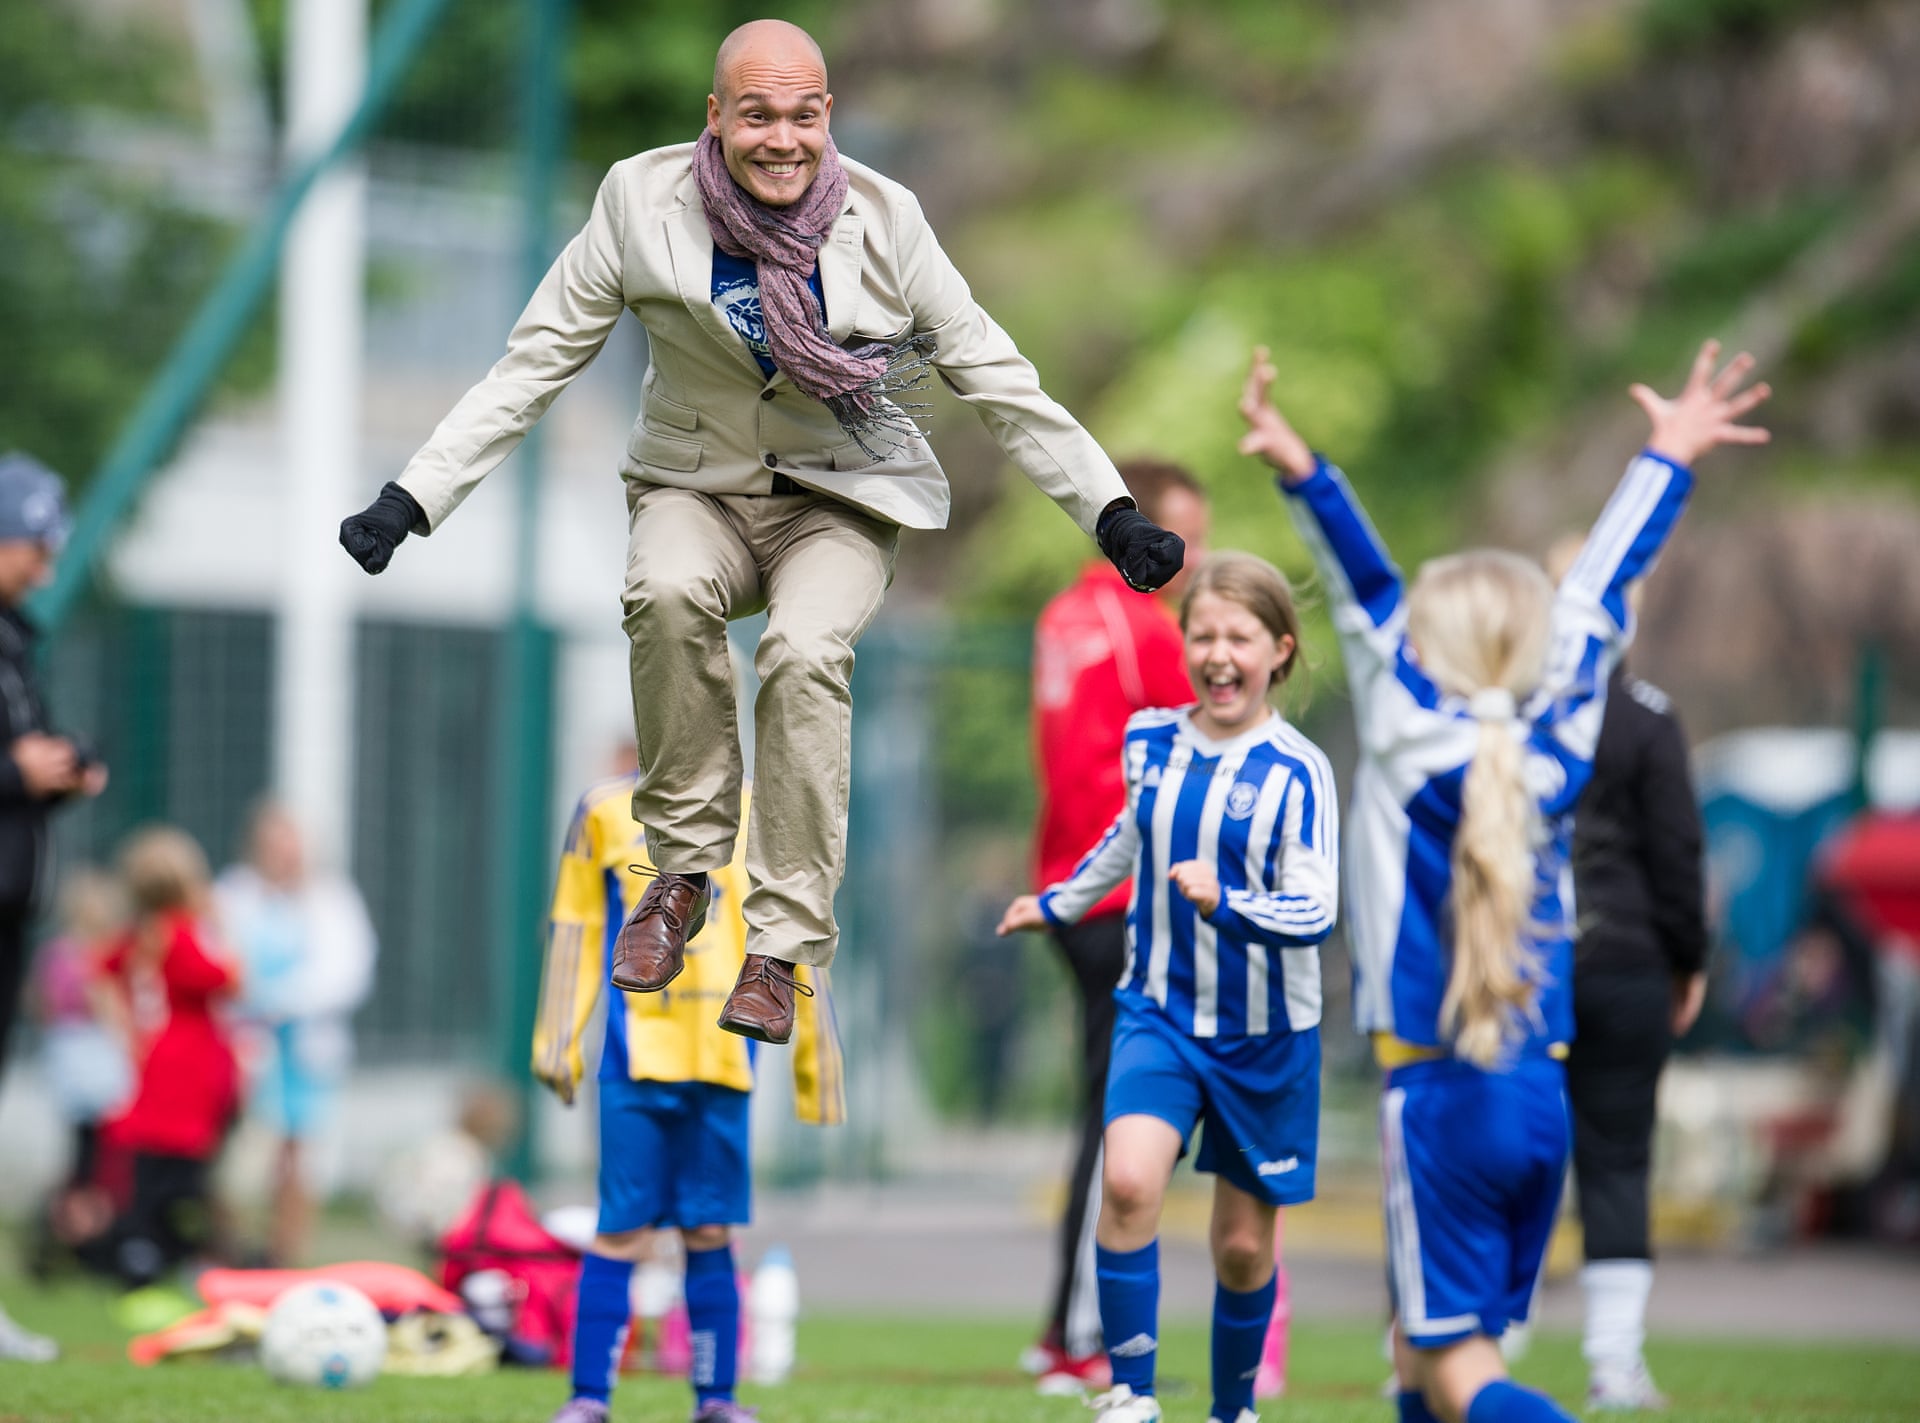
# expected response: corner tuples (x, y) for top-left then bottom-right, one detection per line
(0, 3), (238, 486)
(930, 0), (1919, 626)
(243, 0), (832, 165)
(903, 0), (1920, 990)
(1637, 0), (1865, 52)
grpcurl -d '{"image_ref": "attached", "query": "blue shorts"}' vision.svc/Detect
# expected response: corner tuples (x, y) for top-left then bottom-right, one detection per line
(597, 1078), (751, 1234)
(1104, 992), (1320, 1207)
(1382, 1055), (1570, 1348)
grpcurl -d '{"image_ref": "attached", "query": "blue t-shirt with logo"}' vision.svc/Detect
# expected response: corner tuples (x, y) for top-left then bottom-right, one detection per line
(711, 248), (825, 378)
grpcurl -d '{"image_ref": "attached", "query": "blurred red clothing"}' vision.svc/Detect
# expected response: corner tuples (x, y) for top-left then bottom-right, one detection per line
(1032, 562), (1194, 918)
(98, 911), (239, 1160)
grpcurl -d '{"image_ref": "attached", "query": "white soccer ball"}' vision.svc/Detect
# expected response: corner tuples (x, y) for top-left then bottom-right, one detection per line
(260, 1280), (389, 1389)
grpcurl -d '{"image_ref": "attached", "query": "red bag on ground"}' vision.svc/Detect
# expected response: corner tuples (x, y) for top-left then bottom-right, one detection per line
(438, 1179), (582, 1367)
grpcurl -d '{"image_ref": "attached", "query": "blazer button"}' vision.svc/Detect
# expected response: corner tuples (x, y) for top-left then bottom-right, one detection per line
(763, 453), (778, 467)
(760, 388), (776, 401)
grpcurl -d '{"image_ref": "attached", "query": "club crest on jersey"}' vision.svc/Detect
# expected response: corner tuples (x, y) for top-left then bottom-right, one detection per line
(1226, 782), (1259, 820)
(1142, 764), (1163, 789)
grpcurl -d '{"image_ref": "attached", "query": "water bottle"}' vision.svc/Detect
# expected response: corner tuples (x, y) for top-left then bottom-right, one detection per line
(746, 1245), (799, 1384)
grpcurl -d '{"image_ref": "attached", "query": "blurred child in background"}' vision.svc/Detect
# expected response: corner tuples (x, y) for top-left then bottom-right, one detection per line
(27, 869), (131, 1278)
(1241, 339), (1767, 1423)
(95, 826), (241, 1288)
(216, 800), (377, 1267)
(533, 773), (843, 1423)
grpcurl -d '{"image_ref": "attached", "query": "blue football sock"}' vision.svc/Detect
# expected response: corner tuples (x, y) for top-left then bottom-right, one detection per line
(1466, 1379), (1577, 1423)
(1209, 1272), (1276, 1421)
(569, 1253), (634, 1403)
(684, 1241), (740, 1407)
(1399, 1387), (1443, 1423)
(1096, 1239), (1160, 1396)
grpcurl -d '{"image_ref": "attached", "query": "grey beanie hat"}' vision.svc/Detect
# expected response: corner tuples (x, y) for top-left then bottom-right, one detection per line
(0, 453), (71, 549)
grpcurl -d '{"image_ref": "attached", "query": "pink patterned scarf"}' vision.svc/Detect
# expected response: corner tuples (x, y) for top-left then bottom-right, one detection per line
(693, 128), (931, 455)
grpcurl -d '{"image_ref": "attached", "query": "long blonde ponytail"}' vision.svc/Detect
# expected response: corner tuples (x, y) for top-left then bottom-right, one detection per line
(1406, 551), (1555, 1069)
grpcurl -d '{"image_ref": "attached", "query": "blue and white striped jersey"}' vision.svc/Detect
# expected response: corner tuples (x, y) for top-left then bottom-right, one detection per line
(1039, 707), (1339, 1039)
(1281, 451), (1694, 1059)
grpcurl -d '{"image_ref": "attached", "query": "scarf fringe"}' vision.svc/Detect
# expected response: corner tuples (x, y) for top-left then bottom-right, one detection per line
(824, 334), (939, 460)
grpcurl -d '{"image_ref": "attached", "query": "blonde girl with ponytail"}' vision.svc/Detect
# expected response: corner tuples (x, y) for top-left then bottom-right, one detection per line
(1404, 551), (1555, 1071)
(1238, 339), (1769, 1423)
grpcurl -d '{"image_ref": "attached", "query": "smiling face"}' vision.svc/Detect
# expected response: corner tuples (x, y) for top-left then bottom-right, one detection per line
(1184, 590), (1295, 740)
(707, 22), (832, 208)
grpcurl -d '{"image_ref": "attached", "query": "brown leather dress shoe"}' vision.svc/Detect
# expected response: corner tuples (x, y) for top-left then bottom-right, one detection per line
(717, 953), (813, 1044)
(609, 871), (710, 992)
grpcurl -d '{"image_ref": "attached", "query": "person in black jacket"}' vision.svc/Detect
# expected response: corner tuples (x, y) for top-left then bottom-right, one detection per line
(0, 456), (110, 1056)
(1549, 539), (1708, 1413)
(0, 452), (107, 1361)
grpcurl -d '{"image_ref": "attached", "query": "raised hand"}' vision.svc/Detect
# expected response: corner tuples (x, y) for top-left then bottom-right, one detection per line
(1236, 346), (1316, 483)
(1630, 339), (1771, 468)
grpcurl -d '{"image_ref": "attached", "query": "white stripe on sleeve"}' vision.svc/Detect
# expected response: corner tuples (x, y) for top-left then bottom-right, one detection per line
(1190, 748), (1248, 1038)
(1241, 764), (1289, 1037)
(1144, 750), (1190, 1009)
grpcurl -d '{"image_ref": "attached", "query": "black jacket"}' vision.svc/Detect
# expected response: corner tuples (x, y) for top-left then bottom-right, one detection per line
(0, 606), (56, 912)
(1570, 669), (1709, 980)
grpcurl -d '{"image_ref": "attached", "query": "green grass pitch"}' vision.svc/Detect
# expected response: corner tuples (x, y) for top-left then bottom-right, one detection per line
(2, 1278), (1917, 1421)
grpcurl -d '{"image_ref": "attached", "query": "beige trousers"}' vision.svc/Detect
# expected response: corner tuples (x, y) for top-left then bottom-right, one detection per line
(621, 484), (898, 968)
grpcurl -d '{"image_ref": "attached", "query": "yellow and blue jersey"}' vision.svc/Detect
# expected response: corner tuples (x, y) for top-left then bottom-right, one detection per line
(531, 774), (844, 1124)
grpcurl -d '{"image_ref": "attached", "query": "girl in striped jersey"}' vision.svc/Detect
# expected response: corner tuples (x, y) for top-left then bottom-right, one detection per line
(1000, 553), (1339, 1423)
(1237, 339), (1769, 1423)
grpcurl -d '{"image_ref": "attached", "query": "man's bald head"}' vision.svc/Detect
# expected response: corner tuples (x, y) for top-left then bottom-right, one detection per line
(713, 19), (827, 104)
(706, 19), (834, 209)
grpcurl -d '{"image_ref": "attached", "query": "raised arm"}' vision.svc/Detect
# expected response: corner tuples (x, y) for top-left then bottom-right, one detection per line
(1238, 348), (1433, 741)
(1541, 340), (1770, 763)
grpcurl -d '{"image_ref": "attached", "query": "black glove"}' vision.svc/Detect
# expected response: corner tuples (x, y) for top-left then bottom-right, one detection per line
(339, 482), (427, 575)
(1096, 500), (1185, 593)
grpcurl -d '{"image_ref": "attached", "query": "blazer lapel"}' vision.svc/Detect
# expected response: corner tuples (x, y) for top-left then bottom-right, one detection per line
(664, 177), (769, 381)
(819, 209), (865, 345)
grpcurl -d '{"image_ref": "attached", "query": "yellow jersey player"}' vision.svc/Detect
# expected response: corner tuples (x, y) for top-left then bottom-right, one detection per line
(533, 774), (842, 1423)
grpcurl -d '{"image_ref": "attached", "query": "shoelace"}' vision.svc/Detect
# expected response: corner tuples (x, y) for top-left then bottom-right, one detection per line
(741, 954), (815, 999)
(626, 865), (703, 934)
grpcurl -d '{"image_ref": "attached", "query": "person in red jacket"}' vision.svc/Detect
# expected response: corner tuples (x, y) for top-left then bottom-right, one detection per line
(1024, 459), (1209, 1392)
(95, 826), (240, 1287)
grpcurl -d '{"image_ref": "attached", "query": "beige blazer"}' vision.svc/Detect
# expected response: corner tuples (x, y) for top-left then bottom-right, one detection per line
(395, 143), (1128, 535)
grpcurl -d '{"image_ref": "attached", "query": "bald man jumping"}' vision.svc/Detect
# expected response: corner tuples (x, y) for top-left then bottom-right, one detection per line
(341, 20), (1181, 1045)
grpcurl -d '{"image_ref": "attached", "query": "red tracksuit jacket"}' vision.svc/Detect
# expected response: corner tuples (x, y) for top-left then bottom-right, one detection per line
(1032, 562), (1193, 920)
